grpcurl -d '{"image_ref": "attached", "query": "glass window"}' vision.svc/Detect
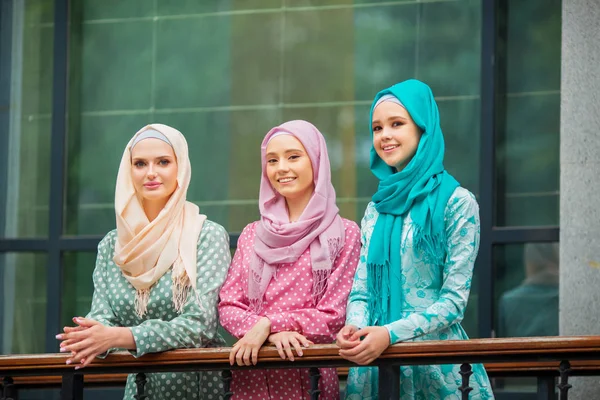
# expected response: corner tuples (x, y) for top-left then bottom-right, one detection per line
(495, 243), (559, 338)
(61, 252), (96, 329)
(64, 0), (481, 235)
(1, 0), (54, 238)
(1, 252), (47, 354)
(462, 264), (479, 339)
(496, 0), (561, 226)
(492, 242), (559, 395)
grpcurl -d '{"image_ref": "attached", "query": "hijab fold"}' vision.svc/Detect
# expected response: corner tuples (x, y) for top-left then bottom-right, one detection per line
(113, 124), (205, 317)
(366, 80), (460, 326)
(249, 120), (345, 312)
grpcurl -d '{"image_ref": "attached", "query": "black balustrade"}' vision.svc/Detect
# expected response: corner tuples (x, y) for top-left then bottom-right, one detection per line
(557, 361), (572, 400)
(134, 373), (148, 400)
(459, 363), (474, 400)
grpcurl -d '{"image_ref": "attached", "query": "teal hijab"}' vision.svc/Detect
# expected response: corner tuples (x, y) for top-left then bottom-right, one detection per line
(366, 79), (459, 326)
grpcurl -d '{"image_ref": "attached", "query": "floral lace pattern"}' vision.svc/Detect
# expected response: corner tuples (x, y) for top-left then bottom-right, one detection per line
(345, 187), (494, 400)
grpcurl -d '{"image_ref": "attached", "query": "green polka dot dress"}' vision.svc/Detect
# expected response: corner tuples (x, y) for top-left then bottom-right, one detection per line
(86, 220), (230, 400)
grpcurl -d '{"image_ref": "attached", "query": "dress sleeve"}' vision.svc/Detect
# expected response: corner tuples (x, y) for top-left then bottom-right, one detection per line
(128, 222), (231, 357)
(384, 190), (480, 343)
(86, 231), (121, 328)
(218, 223), (263, 339)
(345, 206), (374, 330)
(265, 221), (361, 343)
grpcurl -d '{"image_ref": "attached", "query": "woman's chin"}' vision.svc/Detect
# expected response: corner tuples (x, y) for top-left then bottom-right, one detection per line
(141, 192), (170, 203)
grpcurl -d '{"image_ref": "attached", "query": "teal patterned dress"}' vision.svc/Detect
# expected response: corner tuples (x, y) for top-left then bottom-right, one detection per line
(345, 187), (494, 399)
(86, 220), (230, 400)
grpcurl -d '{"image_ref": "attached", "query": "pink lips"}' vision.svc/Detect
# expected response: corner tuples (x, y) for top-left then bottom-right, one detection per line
(144, 182), (161, 189)
(383, 145), (399, 153)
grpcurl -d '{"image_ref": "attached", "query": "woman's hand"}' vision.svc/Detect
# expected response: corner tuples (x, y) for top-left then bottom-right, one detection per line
(336, 324), (361, 350)
(338, 326), (390, 365)
(56, 317), (134, 369)
(230, 317), (272, 366)
(267, 331), (313, 361)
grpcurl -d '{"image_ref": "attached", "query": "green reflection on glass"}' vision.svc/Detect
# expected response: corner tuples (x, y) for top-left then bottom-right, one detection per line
(497, 0), (561, 227)
(64, 0), (483, 239)
(1, 252), (47, 354)
(3, 0), (53, 238)
(495, 243), (559, 338)
(61, 252), (96, 329)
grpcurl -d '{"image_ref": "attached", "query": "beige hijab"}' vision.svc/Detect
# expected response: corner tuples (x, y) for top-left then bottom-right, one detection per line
(113, 124), (205, 317)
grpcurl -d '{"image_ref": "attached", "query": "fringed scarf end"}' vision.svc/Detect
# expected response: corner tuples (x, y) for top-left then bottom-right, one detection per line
(367, 262), (389, 326)
(172, 274), (191, 314)
(311, 269), (331, 305)
(134, 288), (151, 318)
(411, 224), (447, 266)
(248, 297), (264, 316)
(327, 237), (343, 263)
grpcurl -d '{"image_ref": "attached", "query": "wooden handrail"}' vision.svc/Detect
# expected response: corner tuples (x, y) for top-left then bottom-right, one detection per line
(2, 336), (600, 381)
(9, 360), (600, 388)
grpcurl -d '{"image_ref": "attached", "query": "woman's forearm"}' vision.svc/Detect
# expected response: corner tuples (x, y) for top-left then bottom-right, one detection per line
(110, 326), (136, 350)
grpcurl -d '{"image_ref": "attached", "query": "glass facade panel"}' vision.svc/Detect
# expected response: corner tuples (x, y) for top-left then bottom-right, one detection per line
(496, 0), (561, 226)
(1, 0), (53, 238)
(492, 242), (560, 395)
(64, 0), (481, 235)
(61, 252), (96, 329)
(462, 264), (479, 339)
(495, 243), (559, 338)
(1, 252), (47, 354)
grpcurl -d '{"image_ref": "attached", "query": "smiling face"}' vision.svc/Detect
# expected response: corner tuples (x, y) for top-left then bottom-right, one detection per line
(130, 138), (178, 206)
(265, 134), (315, 202)
(372, 100), (422, 171)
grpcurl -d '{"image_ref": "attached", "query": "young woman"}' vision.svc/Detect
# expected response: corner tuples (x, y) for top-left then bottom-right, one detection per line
(56, 124), (230, 399)
(218, 120), (361, 399)
(337, 80), (494, 399)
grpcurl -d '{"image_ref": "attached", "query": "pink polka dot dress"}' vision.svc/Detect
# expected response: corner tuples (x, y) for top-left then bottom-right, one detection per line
(219, 219), (360, 399)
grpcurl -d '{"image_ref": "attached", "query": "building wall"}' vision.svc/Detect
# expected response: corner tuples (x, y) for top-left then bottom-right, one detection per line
(560, 0), (600, 398)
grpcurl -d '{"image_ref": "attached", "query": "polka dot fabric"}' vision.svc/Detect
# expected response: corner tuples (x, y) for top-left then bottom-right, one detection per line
(87, 220), (231, 400)
(219, 219), (360, 399)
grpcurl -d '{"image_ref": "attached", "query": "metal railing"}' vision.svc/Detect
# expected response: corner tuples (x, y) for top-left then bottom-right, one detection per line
(2, 336), (600, 400)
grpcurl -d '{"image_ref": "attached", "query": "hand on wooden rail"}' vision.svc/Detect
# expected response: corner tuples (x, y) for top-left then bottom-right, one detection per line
(338, 326), (390, 365)
(229, 317), (272, 367)
(267, 331), (313, 361)
(56, 317), (135, 370)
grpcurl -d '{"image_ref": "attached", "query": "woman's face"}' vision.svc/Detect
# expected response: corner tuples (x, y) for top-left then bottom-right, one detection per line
(265, 134), (315, 202)
(372, 101), (422, 171)
(130, 138), (178, 205)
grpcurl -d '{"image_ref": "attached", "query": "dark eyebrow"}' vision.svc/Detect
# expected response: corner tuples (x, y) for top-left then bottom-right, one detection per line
(131, 155), (173, 162)
(372, 116), (408, 125)
(266, 149), (304, 157)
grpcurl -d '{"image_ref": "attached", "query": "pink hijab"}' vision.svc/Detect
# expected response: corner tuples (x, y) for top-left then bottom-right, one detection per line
(249, 120), (345, 311)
